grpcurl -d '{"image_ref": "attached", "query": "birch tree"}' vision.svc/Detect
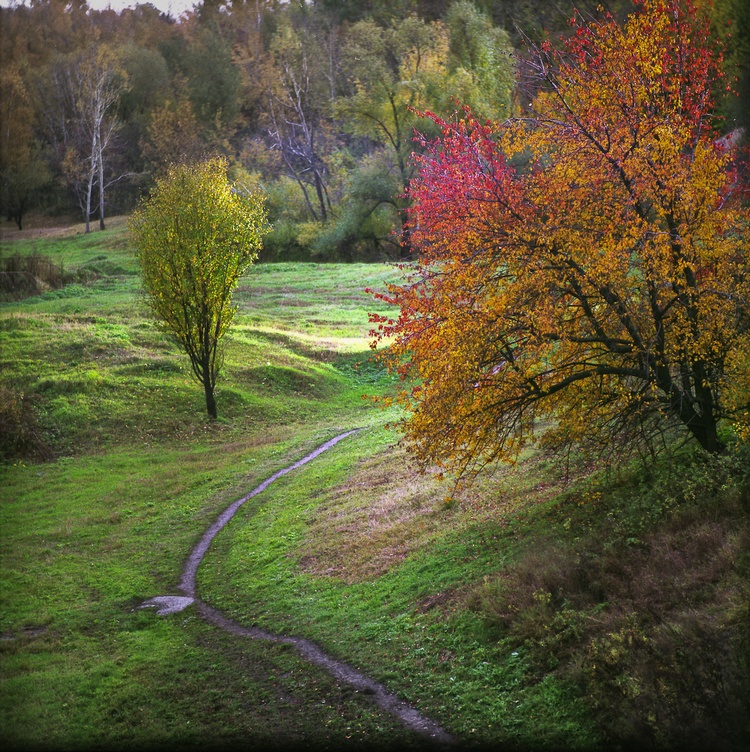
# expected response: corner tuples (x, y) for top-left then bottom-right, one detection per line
(45, 45), (126, 233)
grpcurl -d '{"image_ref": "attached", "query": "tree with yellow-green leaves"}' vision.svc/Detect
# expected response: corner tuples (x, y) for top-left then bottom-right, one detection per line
(130, 158), (268, 419)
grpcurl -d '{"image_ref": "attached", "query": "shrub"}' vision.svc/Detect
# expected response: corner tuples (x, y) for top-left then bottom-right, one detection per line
(470, 454), (750, 749)
(0, 385), (50, 462)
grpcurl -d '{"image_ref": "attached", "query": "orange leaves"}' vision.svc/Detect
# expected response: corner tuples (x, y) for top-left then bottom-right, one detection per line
(370, 0), (750, 477)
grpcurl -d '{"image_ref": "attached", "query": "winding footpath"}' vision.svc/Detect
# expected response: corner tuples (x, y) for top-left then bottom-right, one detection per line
(140, 430), (454, 746)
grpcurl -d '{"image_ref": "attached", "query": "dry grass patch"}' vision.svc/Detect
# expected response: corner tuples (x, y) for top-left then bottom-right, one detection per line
(298, 445), (449, 582)
(296, 444), (575, 584)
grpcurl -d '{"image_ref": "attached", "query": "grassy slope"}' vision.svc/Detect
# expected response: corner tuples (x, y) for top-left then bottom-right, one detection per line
(1, 220), (423, 749)
(1, 219), (748, 750)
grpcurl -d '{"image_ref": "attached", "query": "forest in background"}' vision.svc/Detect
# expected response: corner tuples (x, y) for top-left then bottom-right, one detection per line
(1, 0), (749, 260)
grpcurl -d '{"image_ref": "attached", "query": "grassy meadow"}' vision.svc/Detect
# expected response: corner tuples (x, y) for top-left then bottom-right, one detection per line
(1, 218), (748, 750)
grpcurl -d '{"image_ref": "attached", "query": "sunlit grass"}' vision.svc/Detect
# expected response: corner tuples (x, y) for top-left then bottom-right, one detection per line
(1, 220), (418, 748)
(2, 218), (746, 750)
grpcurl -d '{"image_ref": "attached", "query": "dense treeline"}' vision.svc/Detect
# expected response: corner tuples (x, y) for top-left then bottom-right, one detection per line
(1, 0), (748, 259)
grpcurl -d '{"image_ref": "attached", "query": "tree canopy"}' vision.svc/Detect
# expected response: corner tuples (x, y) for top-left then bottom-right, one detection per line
(371, 0), (750, 478)
(1, 0), (746, 259)
(130, 157), (268, 419)
(0, 1), (541, 256)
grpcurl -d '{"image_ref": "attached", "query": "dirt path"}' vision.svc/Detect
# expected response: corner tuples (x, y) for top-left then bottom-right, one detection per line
(140, 430), (455, 746)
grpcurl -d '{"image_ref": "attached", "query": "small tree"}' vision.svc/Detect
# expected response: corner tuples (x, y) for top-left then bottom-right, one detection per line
(130, 158), (268, 419)
(371, 0), (750, 479)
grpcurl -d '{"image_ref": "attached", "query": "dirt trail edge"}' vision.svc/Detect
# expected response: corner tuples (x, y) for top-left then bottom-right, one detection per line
(140, 430), (455, 746)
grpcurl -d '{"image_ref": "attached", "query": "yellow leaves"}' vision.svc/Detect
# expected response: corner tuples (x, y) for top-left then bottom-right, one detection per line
(402, 21), (449, 83)
(723, 335), (750, 440)
(130, 158), (269, 406)
(374, 1), (750, 472)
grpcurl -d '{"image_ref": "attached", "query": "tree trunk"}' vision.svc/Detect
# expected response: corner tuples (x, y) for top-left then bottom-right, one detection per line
(313, 169), (328, 223)
(98, 142), (105, 231)
(96, 116), (106, 231)
(202, 370), (217, 420)
(85, 106), (97, 234)
(657, 362), (725, 455)
(686, 407), (725, 454)
(84, 169), (93, 234)
(696, 421), (724, 454)
(688, 369), (725, 454)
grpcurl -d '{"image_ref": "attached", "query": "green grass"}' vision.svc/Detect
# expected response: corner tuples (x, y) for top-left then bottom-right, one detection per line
(197, 433), (601, 749)
(1, 221), (418, 748)
(1, 445), (424, 750)
(2, 219), (748, 750)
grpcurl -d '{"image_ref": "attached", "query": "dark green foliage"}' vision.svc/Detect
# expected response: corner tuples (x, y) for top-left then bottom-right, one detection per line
(183, 27), (241, 134)
(485, 0), (636, 43)
(712, 0), (750, 134)
(310, 150), (402, 261)
(470, 446), (750, 750)
(0, 146), (51, 231)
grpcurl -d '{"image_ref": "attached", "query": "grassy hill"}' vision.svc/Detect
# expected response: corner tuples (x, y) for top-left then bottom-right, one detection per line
(1, 219), (748, 750)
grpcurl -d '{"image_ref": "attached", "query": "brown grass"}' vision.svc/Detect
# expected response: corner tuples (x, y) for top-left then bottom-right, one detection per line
(298, 445), (448, 582)
(295, 444), (575, 584)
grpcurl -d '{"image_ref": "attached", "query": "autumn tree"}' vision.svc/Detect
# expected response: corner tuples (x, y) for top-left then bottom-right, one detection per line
(130, 157), (268, 419)
(371, 0), (750, 478)
(78, 46), (127, 232)
(0, 64), (50, 229)
(141, 92), (206, 175)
